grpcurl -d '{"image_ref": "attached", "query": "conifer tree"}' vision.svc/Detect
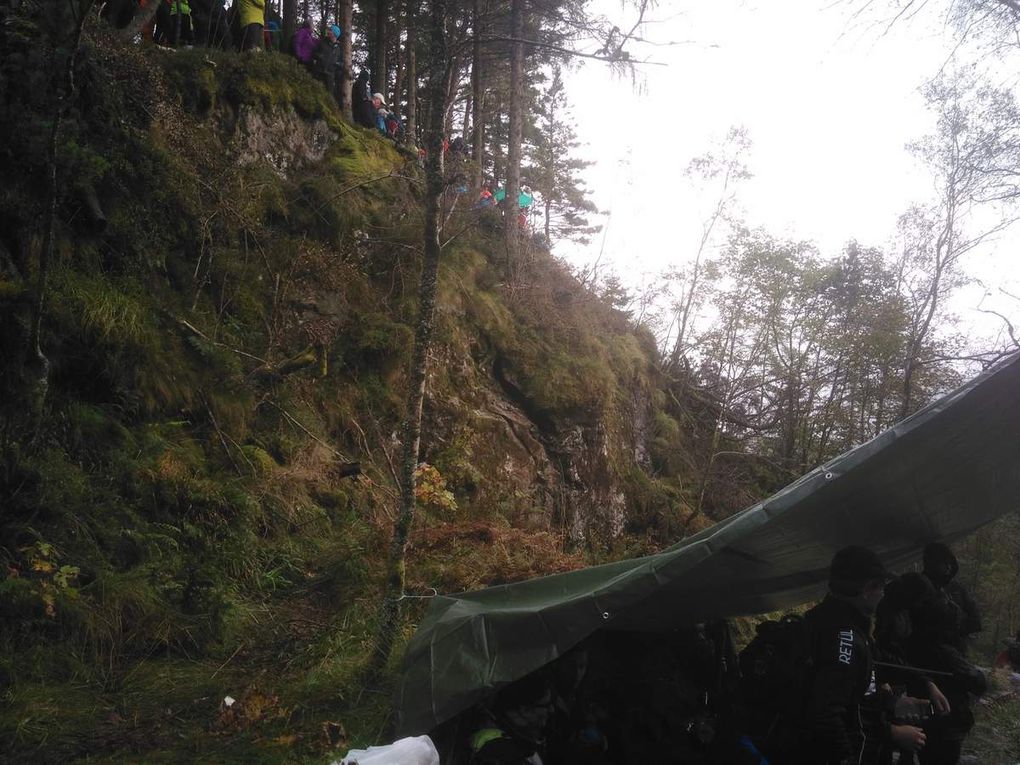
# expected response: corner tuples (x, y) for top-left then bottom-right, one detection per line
(341, 0), (354, 120)
(503, 0), (525, 276)
(527, 67), (599, 246)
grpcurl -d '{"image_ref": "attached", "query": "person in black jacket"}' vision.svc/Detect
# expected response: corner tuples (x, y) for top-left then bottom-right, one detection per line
(906, 543), (986, 765)
(352, 70), (377, 129)
(921, 543), (981, 654)
(316, 25), (342, 106)
(801, 546), (928, 765)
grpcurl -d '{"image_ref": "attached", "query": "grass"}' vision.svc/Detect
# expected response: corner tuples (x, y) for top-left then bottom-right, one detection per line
(964, 671), (1020, 764)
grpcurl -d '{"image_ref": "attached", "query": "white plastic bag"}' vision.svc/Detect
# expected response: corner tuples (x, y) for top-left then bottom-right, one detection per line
(335, 734), (440, 765)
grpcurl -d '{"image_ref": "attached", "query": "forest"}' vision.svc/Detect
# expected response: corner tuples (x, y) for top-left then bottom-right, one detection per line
(1, 0), (1020, 762)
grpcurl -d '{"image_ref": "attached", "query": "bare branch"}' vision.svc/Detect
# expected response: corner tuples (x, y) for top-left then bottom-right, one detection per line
(476, 35), (668, 65)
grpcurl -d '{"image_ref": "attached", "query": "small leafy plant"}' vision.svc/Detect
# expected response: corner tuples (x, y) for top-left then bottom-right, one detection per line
(14, 541), (80, 617)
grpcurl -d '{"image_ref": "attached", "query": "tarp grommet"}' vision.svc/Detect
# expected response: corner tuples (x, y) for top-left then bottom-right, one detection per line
(602, 611), (610, 620)
(825, 472), (834, 480)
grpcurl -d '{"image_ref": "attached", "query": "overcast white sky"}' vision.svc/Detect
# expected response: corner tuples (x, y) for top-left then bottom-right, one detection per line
(559, 0), (1020, 349)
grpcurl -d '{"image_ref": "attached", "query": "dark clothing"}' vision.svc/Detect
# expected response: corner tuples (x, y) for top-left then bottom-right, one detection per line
(907, 545), (985, 765)
(943, 579), (981, 649)
(802, 595), (881, 765)
(875, 574), (936, 647)
(907, 637), (985, 765)
(352, 71), (376, 128)
(316, 40), (341, 105)
(240, 21), (263, 51)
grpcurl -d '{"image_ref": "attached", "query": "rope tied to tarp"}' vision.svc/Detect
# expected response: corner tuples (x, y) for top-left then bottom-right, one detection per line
(391, 587), (439, 602)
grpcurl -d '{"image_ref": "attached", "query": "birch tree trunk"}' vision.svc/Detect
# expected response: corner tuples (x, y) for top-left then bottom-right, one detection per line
(370, 0), (448, 679)
(30, 0), (95, 416)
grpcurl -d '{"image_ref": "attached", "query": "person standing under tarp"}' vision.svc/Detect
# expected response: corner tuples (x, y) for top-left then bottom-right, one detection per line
(903, 543), (987, 765)
(923, 544), (982, 656)
(799, 546), (929, 765)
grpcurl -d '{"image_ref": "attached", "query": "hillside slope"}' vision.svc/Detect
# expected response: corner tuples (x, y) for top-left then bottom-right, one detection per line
(0, 21), (764, 763)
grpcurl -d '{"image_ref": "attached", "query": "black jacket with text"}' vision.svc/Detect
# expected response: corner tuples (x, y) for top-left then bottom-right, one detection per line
(803, 595), (877, 764)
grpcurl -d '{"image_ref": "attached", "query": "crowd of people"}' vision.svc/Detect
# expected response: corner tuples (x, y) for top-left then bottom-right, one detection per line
(430, 543), (991, 765)
(100, 0), (403, 139)
(100, 0), (555, 202)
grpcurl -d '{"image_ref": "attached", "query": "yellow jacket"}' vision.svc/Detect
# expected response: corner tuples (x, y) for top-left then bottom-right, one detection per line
(237, 0), (265, 28)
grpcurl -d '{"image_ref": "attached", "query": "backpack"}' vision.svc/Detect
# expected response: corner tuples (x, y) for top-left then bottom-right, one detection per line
(386, 114), (403, 139)
(737, 614), (811, 754)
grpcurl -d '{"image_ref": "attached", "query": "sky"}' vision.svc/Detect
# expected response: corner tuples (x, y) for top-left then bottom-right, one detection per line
(559, 0), (1020, 349)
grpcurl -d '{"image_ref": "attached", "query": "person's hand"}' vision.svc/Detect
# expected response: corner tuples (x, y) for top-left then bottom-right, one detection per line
(890, 724), (927, 752)
(927, 680), (951, 715)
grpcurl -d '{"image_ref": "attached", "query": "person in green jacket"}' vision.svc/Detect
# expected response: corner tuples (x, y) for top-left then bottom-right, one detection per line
(236, 0), (265, 51)
(167, 0), (194, 47)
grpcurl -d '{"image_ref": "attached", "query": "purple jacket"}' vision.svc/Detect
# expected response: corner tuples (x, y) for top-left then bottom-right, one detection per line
(293, 26), (318, 64)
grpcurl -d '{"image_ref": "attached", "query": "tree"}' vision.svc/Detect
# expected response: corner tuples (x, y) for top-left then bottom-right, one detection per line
(340, 0), (354, 120)
(677, 229), (929, 489)
(283, 0), (296, 53)
(403, 0), (418, 142)
(502, 0), (525, 275)
(371, 0), (450, 678)
(527, 67), (600, 246)
(372, 0), (389, 96)
(470, 0), (484, 184)
(25, 0), (97, 419)
(897, 70), (1020, 415)
(663, 127), (751, 373)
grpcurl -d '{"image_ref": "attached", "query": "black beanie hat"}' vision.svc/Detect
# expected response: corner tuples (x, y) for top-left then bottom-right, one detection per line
(829, 546), (891, 595)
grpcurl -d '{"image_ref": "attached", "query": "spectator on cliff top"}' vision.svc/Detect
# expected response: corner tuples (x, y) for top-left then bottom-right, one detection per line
(372, 92), (389, 134)
(352, 71), (376, 128)
(236, 0), (265, 51)
(264, 19), (281, 50)
(318, 25), (343, 106)
(292, 19), (318, 66)
(154, 0), (194, 47)
(384, 112), (403, 140)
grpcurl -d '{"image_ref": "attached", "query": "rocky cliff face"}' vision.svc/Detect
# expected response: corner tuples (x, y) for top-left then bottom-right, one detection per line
(208, 90), (663, 551)
(232, 106), (337, 175)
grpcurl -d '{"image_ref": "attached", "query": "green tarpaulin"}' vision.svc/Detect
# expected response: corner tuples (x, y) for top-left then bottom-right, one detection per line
(396, 351), (1020, 736)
